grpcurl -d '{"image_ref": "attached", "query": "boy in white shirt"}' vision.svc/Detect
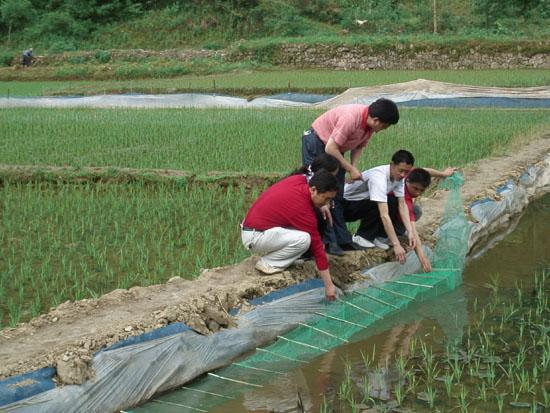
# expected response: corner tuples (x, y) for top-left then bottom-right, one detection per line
(342, 150), (416, 263)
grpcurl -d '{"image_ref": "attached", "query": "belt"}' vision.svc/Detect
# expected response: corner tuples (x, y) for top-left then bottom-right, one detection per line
(241, 225), (263, 232)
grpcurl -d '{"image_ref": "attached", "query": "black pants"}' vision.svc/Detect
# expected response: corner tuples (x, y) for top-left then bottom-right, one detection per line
(343, 194), (406, 241)
(302, 128), (352, 246)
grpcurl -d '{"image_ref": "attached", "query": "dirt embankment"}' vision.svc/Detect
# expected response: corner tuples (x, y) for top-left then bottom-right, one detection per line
(0, 134), (548, 385)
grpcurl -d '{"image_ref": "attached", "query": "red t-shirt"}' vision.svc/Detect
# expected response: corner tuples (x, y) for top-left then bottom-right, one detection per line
(404, 184), (416, 222)
(243, 175), (329, 271)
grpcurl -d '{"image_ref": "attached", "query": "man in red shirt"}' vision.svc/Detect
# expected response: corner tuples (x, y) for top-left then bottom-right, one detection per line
(241, 170), (338, 301)
(302, 98), (400, 255)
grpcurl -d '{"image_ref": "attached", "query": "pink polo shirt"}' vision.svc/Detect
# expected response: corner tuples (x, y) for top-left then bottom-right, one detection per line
(312, 104), (373, 153)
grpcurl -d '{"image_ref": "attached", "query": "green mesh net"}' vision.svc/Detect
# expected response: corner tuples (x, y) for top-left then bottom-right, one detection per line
(132, 173), (471, 412)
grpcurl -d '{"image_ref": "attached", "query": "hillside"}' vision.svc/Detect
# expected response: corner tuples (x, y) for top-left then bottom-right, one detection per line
(1, 0), (548, 53)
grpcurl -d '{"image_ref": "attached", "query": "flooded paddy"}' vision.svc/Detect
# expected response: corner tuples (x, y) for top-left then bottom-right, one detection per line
(140, 193), (549, 413)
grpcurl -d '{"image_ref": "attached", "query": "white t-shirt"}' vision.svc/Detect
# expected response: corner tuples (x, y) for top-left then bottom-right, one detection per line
(343, 164), (404, 202)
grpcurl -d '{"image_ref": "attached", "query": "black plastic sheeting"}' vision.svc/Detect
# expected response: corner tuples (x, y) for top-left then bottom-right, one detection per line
(265, 93), (550, 108)
(398, 97), (550, 108)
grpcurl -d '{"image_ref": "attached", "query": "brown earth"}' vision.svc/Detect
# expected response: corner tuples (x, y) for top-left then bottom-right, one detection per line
(0, 133), (548, 385)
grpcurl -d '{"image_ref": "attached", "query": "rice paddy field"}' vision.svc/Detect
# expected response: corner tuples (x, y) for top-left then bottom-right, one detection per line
(0, 104), (549, 328)
(0, 73), (549, 337)
(0, 107), (548, 172)
(1, 68), (549, 96)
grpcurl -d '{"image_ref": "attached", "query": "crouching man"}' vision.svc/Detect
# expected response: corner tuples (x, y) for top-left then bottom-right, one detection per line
(401, 166), (457, 272)
(342, 150), (416, 264)
(241, 170), (338, 300)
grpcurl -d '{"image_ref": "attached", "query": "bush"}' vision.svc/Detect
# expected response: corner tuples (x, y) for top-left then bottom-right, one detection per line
(94, 50), (111, 63)
(67, 55), (87, 64)
(47, 39), (78, 53)
(29, 11), (89, 42)
(0, 51), (15, 66)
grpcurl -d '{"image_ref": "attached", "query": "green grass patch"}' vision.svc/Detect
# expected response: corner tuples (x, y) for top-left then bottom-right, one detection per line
(0, 107), (548, 173)
(0, 181), (263, 327)
(1, 68), (549, 96)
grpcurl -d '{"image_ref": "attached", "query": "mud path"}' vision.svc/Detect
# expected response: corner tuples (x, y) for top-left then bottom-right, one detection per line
(0, 134), (548, 384)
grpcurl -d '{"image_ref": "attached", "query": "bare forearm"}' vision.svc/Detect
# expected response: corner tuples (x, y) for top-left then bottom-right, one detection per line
(398, 203), (413, 236)
(318, 268), (336, 300)
(325, 143), (353, 172)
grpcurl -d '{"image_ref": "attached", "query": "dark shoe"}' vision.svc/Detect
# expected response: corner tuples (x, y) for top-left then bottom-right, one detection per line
(326, 243), (345, 256)
(341, 242), (368, 251)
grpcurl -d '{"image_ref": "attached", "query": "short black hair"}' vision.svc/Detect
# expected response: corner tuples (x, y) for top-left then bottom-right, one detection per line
(391, 149), (414, 166)
(289, 153), (340, 177)
(369, 98), (399, 125)
(309, 169), (338, 193)
(407, 168), (431, 188)
(311, 153), (339, 174)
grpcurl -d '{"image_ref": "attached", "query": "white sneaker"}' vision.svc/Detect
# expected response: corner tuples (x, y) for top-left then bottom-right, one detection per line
(373, 237), (390, 251)
(255, 259), (284, 275)
(352, 234), (375, 248)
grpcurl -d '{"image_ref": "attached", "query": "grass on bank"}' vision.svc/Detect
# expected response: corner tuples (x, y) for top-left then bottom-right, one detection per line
(1, 68), (549, 97)
(0, 106), (548, 327)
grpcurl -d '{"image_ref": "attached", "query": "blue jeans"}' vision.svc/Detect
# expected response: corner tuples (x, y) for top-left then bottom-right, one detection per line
(301, 129), (352, 246)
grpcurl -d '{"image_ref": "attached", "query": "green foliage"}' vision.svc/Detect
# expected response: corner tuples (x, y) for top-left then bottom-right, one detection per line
(24, 10), (89, 47)
(94, 50), (111, 63)
(0, 0), (547, 51)
(0, 0), (33, 29)
(0, 50), (13, 66)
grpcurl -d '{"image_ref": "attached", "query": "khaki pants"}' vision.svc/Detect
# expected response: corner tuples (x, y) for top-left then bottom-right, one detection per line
(241, 227), (311, 269)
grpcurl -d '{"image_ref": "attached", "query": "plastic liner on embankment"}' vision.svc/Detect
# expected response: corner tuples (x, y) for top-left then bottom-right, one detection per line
(1, 153), (549, 413)
(1, 79), (549, 108)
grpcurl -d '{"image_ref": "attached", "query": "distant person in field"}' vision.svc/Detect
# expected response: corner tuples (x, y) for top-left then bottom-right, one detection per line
(241, 169), (338, 301)
(301, 98), (399, 256)
(22, 48), (33, 67)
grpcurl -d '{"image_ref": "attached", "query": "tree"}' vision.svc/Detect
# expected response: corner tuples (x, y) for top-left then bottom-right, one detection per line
(1, 0), (33, 43)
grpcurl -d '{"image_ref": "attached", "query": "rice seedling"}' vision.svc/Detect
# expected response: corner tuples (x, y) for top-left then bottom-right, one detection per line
(393, 379), (405, 406)
(443, 372), (454, 398)
(424, 384), (437, 408)
(456, 384), (469, 413)
(496, 393), (506, 413)
(478, 381), (487, 402)
(318, 267), (548, 412)
(0, 107), (548, 175)
(0, 180), (260, 325)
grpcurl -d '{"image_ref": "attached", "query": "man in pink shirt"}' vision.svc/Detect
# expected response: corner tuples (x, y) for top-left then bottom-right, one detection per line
(302, 98), (399, 254)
